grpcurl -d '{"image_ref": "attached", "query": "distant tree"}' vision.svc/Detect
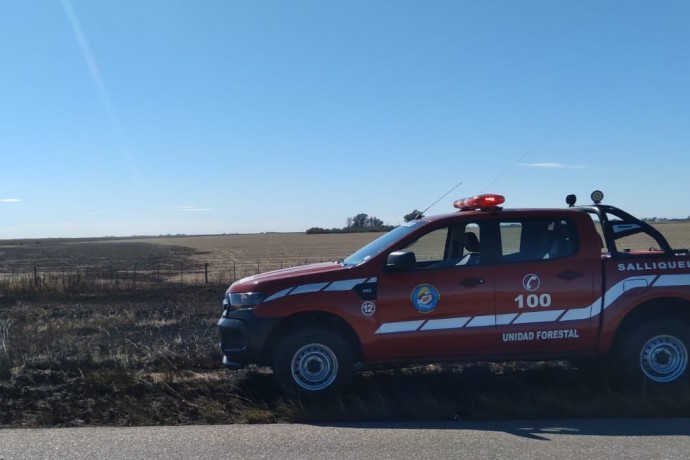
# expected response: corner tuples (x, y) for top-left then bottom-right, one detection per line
(306, 227), (329, 234)
(350, 213), (369, 229)
(404, 210), (424, 222)
(366, 216), (384, 227)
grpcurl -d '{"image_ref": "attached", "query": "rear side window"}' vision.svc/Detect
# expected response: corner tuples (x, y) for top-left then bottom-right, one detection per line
(499, 219), (578, 263)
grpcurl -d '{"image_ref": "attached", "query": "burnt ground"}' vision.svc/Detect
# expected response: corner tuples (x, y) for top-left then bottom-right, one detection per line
(1, 286), (690, 427)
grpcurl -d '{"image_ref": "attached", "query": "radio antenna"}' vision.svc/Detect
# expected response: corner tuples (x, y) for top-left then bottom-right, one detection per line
(416, 180), (463, 219)
(480, 136), (550, 192)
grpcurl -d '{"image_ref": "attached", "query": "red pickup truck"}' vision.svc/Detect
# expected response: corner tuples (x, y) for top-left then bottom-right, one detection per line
(218, 191), (690, 393)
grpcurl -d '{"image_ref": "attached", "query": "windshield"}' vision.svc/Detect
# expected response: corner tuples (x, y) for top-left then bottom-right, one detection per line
(342, 220), (427, 266)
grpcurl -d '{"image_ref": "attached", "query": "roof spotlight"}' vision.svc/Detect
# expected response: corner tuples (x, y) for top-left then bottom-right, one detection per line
(591, 190), (604, 204)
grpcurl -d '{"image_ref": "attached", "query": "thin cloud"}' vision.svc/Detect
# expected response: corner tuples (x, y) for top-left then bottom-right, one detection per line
(518, 162), (586, 169)
(175, 205), (213, 212)
(1, 198), (22, 203)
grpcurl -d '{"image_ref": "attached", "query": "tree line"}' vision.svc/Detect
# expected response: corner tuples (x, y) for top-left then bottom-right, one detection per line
(305, 210), (424, 234)
(642, 217), (690, 222)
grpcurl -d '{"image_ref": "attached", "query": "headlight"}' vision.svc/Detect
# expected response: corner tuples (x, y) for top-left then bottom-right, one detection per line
(226, 292), (265, 310)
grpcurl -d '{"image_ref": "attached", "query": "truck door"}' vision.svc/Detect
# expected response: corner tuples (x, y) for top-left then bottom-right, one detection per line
(376, 222), (498, 359)
(492, 217), (601, 355)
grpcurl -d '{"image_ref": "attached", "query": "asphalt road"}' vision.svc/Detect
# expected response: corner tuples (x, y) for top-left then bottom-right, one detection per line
(1, 419), (689, 460)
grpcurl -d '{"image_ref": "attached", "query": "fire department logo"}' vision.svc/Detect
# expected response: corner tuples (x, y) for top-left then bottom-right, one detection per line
(411, 284), (440, 313)
(522, 273), (541, 292)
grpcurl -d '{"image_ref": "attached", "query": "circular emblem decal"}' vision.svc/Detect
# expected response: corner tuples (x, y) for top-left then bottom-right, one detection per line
(360, 301), (376, 317)
(522, 273), (541, 292)
(411, 284), (440, 313)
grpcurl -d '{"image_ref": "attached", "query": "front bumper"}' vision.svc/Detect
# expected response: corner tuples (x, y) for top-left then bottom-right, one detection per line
(217, 309), (277, 369)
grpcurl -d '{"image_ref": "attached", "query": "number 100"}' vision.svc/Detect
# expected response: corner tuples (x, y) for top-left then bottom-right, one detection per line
(514, 293), (552, 308)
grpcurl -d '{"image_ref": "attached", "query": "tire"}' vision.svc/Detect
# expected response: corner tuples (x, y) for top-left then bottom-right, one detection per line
(616, 318), (690, 387)
(273, 328), (354, 394)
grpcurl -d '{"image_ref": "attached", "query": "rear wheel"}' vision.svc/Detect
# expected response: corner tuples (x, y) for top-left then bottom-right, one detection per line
(273, 328), (354, 394)
(617, 319), (690, 387)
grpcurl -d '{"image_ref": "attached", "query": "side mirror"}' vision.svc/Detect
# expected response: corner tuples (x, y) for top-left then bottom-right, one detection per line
(386, 251), (416, 271)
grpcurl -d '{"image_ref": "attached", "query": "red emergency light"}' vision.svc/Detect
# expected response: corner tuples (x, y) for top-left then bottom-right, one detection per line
(453, 194), (505, 211)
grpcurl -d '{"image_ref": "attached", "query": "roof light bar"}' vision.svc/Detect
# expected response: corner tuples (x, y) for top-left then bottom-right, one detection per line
(453, 194), (505, 211)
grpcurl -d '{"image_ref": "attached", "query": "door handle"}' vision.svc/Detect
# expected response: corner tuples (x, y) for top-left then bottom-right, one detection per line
(558, 270), (584, 281)
(459, 278), (485, 288)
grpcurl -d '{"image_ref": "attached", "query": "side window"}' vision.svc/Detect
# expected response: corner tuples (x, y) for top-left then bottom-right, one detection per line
(500, 219), (577, 263)
(404, 227), (449, 267)
(500, 223), (522, 258)
(402, 223), (485, 269)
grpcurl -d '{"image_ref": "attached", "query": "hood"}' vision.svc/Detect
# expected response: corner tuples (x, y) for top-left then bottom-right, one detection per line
(228, 262), (349, 292)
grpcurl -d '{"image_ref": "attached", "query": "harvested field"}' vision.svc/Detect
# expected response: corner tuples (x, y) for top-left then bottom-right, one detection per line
(0, 232), (380, 290)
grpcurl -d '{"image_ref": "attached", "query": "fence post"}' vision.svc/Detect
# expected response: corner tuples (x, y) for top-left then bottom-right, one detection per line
(204, 263), (209, 284)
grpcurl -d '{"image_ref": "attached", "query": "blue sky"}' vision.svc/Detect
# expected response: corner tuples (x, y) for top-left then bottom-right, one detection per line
(1, 1), (689, 238)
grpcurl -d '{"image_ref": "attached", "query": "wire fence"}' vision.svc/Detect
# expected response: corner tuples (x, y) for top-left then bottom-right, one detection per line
(0, 258), (332, 295)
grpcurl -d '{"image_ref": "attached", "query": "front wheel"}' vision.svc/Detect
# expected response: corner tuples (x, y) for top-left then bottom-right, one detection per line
(617, 319), (690, 387)
(273, 328), (354, 394)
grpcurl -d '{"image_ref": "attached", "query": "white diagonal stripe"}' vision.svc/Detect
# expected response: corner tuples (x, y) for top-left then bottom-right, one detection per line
(324, 278), (368, 291)
(263, 287), (293, 302)
(512, 310), (564, 324)
(559, 306), (591, 321)
(421, 317), (470, 331)
(603, 276), (657, 310)
(465, 315), (495, 327)
(289, 282), (330, 295)
(496, 313), (518, 325)
(654, 274), (690, 287)
(264, 277), (375, 302)
(375, 320), (425, 334)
